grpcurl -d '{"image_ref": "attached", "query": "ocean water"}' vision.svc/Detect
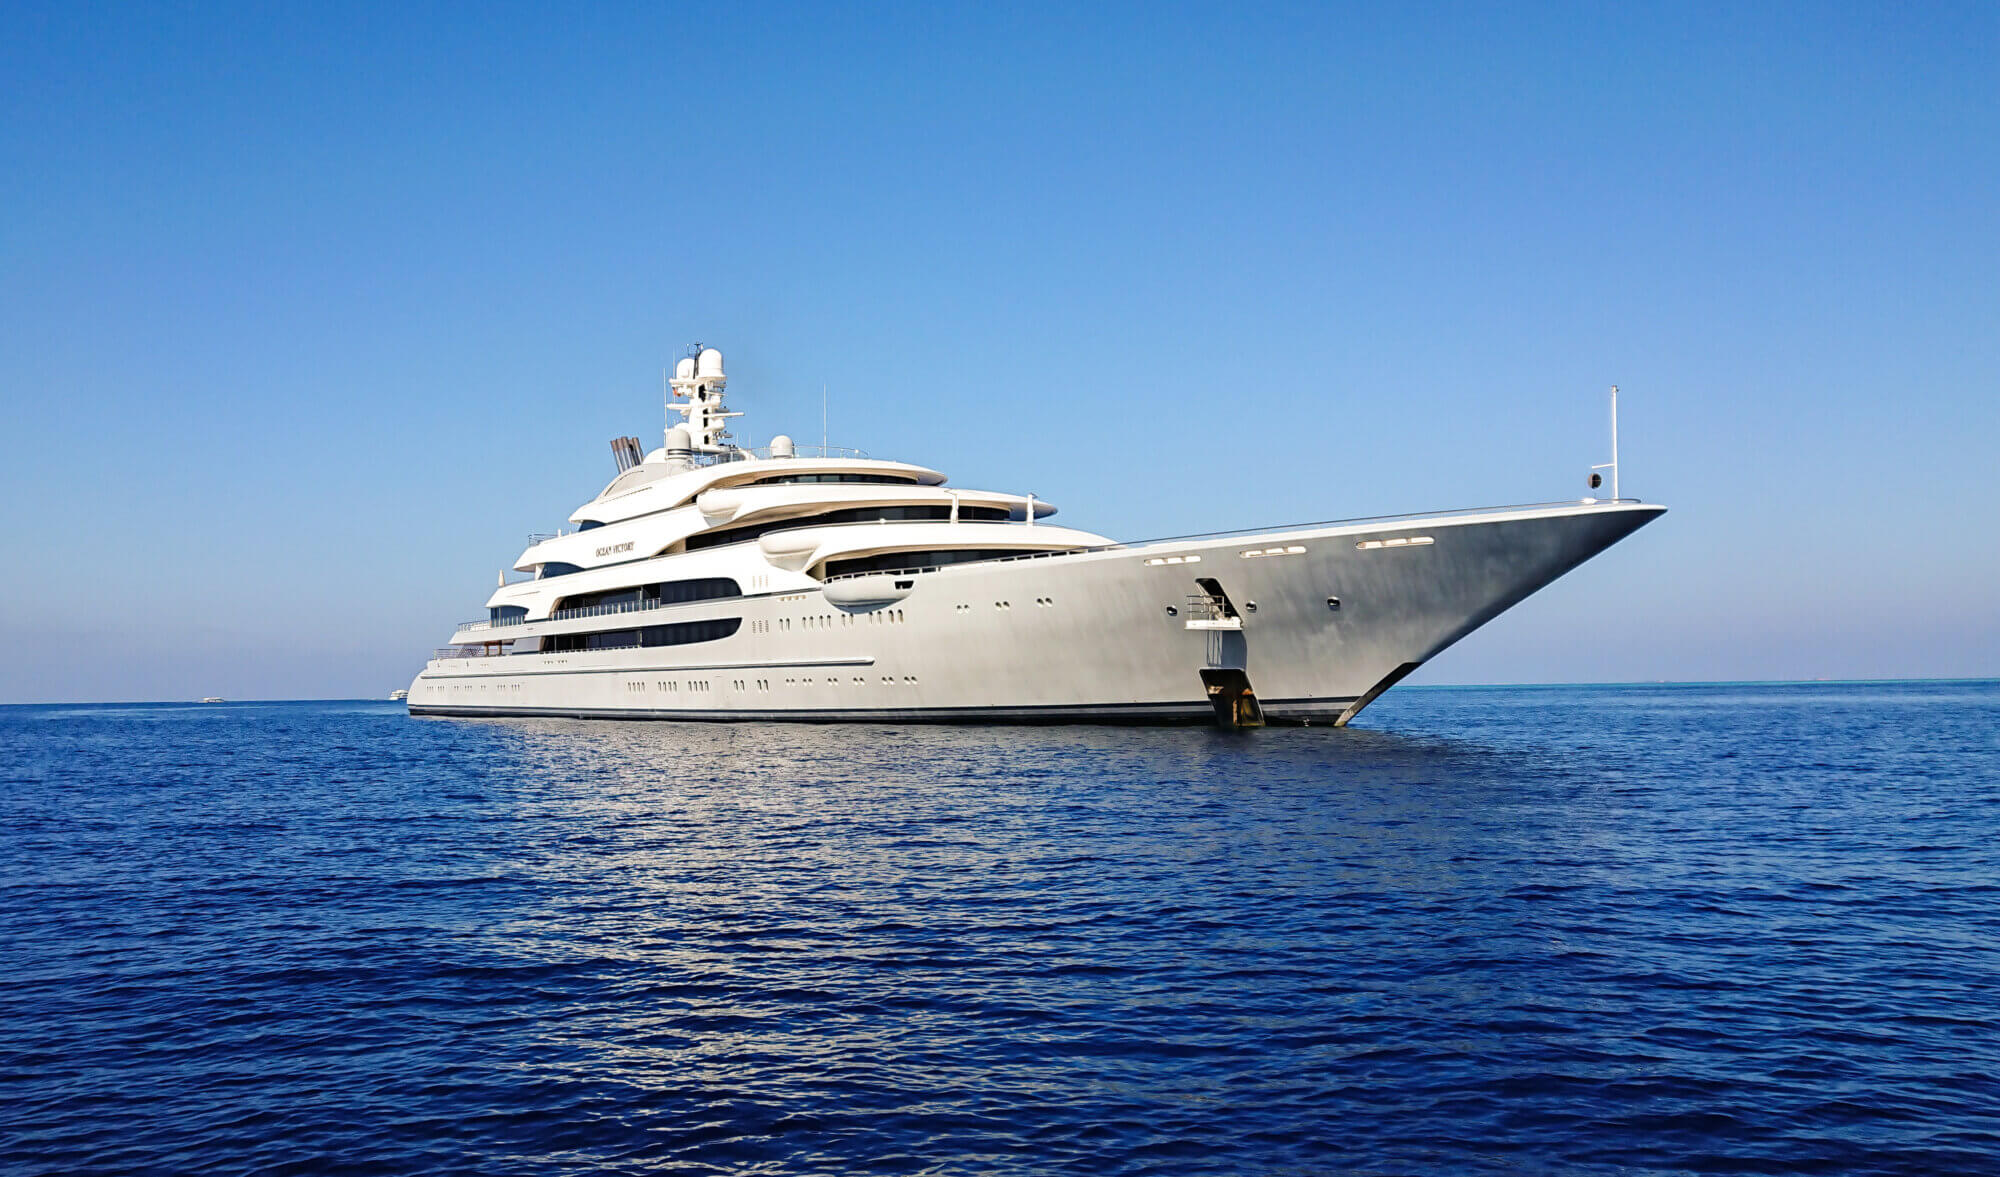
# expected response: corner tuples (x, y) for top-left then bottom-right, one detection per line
(4, 681), (1999, 1176)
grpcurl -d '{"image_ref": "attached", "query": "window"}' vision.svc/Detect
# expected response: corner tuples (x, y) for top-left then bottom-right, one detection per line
(556, 578), (741, 614)
(489, 605), (528, 623)
(749, 473), (919, 486)
(685, 505), (1010, 553)
(1239, 545), (1306, 559)
(823, 548), (1061, 578)
(540, 617), (742, 653)
(1356, 536), (1433, 551)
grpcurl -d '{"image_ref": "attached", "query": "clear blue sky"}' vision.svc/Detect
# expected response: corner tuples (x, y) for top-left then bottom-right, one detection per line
(3, 2), (1995, 702)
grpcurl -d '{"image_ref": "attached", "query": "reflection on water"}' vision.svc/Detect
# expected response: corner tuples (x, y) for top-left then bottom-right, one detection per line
(5, 682), (1999, 1176)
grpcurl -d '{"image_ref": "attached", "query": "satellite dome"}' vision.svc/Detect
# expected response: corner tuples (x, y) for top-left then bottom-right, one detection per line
(665, 426), (692, 452)
(770, 434), (795, 457)
(696, 347), (724, 377)
(674, 356), (696, 380)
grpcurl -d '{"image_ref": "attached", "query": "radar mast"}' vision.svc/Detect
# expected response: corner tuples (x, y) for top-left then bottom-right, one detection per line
(666, 344), (740, 454)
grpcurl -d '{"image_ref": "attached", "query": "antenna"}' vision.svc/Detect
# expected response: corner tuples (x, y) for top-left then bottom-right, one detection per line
(666, 343), (737, 452)
(1589, 384), (1620, 500)
(821, 381), (828, 453)
(1611, 384), (1620, 500)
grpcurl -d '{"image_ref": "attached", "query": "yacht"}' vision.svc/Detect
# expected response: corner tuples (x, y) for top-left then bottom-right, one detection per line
(406, 347), (1662, 726)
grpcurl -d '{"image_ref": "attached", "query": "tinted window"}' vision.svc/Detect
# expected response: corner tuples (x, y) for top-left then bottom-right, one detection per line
(540, 617), (741, 652)
(750, 473), (917, 486)
(556, 577), (740, 614)
(685, 505), (1008, 552)
(824, 548), (1065, 577)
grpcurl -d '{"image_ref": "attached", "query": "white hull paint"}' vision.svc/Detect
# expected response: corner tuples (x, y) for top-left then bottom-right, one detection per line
(409, 500), (1661, 726)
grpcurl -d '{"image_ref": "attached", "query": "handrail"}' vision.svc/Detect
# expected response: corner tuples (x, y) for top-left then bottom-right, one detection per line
(821, 545), (1114, 583)
(821, 498), (1643, 582)
(457, 497), (1646, 623)
(1116, 498), (1644, 547)
(454, 591), (744, 634)
(686, 444), (872, 466)
(525, 448), (888, 549)
(738, 444), (871, 461)
(468, 518), (1086, 627)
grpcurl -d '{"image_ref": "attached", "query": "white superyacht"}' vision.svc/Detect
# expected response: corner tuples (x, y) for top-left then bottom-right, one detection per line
(407, 347), (1662, 726)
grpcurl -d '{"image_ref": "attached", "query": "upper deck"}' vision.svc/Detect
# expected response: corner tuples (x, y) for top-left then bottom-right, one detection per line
(471, 346), (1101, 622)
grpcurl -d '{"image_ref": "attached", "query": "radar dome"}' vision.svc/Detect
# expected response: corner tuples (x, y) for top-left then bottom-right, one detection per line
(665, 426), (692, 451)
(696, 348), (724, 377)
(770, 434), (795, 457)
(674, 356), (696, 380)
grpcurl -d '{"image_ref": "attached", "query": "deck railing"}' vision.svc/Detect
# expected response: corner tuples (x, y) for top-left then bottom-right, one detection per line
(821, 498), (1643, 582)
(820, 545), (1111, 583)
(1112, 498), (1643, 547)
(456, 497), (1643, 627)
(516, 447), (883, 550)
(726, 444), (870, 462)
(454, 592), (743, 635)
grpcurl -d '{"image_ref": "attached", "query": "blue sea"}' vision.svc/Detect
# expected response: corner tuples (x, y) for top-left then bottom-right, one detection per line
(5, 681), (1999, 1175)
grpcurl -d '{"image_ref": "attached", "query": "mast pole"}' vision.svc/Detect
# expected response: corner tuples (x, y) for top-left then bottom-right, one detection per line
(1610, 385), (1620, 501)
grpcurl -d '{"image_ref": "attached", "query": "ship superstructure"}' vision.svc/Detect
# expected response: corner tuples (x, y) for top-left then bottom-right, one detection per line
(406, 346), (1662, 726)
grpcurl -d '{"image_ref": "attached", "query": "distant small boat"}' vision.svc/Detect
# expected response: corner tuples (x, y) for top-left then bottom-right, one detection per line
(199, 697), (225, 704)
(389, 689), (409, 701)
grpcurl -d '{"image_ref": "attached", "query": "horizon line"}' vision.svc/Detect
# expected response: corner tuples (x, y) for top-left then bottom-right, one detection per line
(5, 675), (1997, 707)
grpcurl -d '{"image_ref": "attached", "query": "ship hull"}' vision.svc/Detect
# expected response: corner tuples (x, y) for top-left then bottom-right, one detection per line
(408, 501), (1661, 726)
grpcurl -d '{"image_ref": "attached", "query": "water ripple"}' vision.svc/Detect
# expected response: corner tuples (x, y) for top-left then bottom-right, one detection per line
(3, 681), (1999, 1174)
